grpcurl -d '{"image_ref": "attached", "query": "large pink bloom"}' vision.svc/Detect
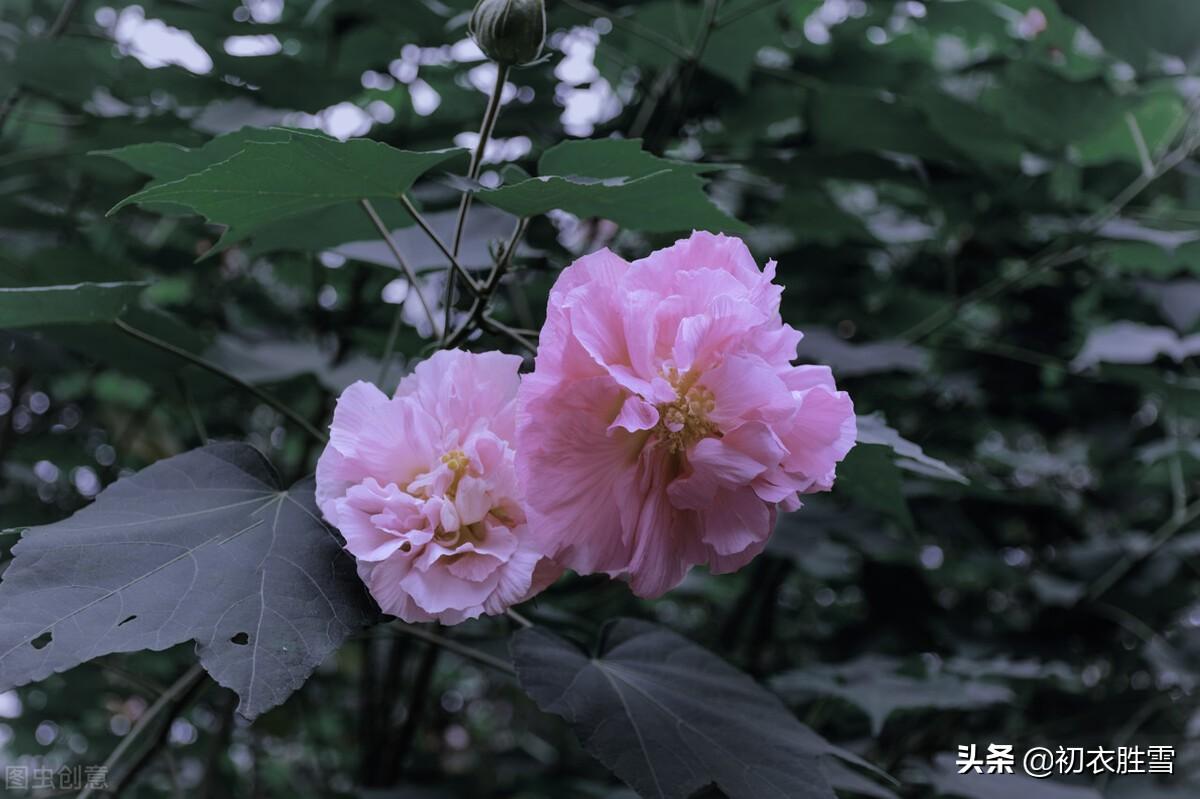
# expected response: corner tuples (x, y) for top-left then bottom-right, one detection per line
(516, 232), (856, 598)
(316, 350), (560, 624)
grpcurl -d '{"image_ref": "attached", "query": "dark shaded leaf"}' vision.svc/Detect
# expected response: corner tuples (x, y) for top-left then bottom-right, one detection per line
(511, 618), (856, 799)
(0, 443), (376, 719)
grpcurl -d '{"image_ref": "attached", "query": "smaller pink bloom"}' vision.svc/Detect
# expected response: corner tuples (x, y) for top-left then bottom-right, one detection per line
(316, 350), (560, 624)
(516, 232), (856, 598)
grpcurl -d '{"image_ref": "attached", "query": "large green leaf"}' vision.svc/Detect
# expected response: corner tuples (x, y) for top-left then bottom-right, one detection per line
(512, 619), (881, 799)
(0, 281), (147, 328)
(97, 127), (294, 184)
(471, 139), (747, 233)
(0, 444), (377, 719)
(107, 128), (462, 250)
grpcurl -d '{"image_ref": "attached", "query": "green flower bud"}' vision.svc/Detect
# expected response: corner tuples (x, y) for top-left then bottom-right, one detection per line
(469, 0), (547, 67)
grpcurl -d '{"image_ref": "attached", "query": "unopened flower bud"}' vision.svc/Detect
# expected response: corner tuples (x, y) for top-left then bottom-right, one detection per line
(469, 0), (546, 67)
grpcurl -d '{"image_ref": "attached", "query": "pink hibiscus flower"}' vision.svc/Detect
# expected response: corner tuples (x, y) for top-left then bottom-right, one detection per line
(516, 232), (856, 598)
(316, 350), (560, 624)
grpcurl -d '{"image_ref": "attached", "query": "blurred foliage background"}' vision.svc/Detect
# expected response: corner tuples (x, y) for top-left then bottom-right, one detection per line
(3, 0), (1200, 797)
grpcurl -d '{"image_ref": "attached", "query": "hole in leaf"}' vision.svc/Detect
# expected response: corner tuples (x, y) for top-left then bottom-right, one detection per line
(230, 632), (250, 646)
(31, 632), (52, 650)
(118, 615), (138, 627)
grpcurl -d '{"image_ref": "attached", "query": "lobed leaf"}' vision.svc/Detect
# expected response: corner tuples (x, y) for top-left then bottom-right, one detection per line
(107, 128), (462, 251)
(512, 618), (885, 799)
(0, 443), (377, 719)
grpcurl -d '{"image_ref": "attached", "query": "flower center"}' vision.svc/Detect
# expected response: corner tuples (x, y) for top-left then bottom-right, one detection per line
(440, 449), (469, 493)
(654, 367), (717, 454)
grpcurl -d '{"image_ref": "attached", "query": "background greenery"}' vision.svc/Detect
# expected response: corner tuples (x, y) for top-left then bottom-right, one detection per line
(2, 0), (1200, 797)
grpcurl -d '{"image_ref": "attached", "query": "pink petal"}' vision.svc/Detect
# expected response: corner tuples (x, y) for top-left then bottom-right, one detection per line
(608, 394), (660, 434)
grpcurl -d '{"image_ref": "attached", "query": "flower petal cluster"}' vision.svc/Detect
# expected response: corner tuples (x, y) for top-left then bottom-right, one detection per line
(515, 232), (856, 597)
(316, 350), (559, 623)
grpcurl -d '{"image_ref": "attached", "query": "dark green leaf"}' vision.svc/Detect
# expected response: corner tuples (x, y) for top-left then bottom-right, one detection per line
(108, 128), (462, 250)
(471, 139), (747, 234)
(0, 282), (147, 328)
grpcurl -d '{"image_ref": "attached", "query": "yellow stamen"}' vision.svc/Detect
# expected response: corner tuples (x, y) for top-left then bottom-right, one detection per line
(654, 368), (718, 454)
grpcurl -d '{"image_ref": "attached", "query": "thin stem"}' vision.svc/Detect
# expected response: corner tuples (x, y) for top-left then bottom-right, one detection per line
(562, 0), (691, 60)
(385, 624), (516, 675)
(360, 198), (437, 335)
(482, 316), (538, 355)
(177, 376), (209, 444)
(115, 318), (328, 444)
(693, 0), (723, 59)
(1083, 498), (1200, 603)
(445, 63), (511, 343)
(506, 608), (534, 628)
(377, 305), (405, 388)
(399, 195), (481, 295)
(78, 664), (207, 799)
(443, 217), (530, 349)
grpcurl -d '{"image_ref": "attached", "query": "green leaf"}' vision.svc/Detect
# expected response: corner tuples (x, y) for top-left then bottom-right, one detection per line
(0, 444), (377, 719)
(512, 618), (880, 799)
(107, 128), (462, 250)
(980, 63), (1134, 147)
(471, 139), (747, 234)
(772, 655), (1013, 736)
(0, 282), (148, 328)
(96, 128), (295, 184)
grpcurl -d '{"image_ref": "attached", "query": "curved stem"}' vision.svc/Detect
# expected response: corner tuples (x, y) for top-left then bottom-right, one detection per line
(360, 198), (437, 335)
(377, 303), (406, 388)
(1083, 497), (1200, 603)
(115, 319), (328, 444)
(79, 663), (207, 799)
(445, 63), (511, 344)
